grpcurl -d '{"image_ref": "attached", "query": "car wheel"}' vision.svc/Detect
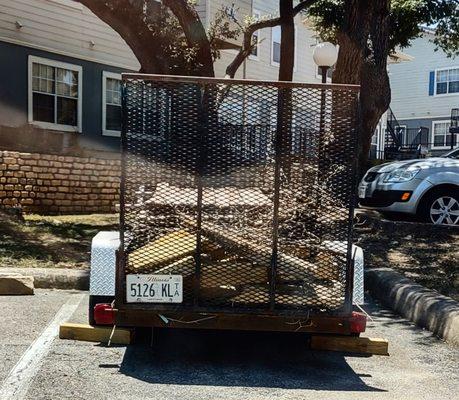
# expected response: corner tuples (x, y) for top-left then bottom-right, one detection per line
(419, 189), (459, 226)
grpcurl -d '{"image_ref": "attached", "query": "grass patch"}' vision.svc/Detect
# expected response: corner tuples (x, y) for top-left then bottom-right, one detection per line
(0, 211), (118, 269)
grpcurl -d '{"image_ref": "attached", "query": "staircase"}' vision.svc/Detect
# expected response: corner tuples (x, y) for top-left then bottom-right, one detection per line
(383, 108), (429, 160)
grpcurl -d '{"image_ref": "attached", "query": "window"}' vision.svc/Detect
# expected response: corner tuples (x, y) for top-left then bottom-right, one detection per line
(435, 67), (459, 95)
(271, 25), (281, 65)
(102, 71), (122, 136)
(249, 10), (261, 59)
(28, 56), (82, 132)
(432, 121), (452, 148)
(271, 25), (297, 68)
(371, 127), (379, 146)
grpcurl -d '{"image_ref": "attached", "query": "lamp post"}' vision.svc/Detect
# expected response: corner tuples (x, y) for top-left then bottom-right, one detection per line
(313, 42), (338, 83)
(312, 42), (338, 227)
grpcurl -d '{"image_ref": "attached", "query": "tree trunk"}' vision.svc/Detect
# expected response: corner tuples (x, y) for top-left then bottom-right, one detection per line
(332, 0), (372, 85)
(278, 0), (295, 81)
(358, 0), (391, 173)
(333, 0), (391, 175)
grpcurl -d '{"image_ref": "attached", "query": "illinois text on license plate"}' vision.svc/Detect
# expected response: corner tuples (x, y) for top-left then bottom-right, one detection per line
(126, 275), (182, 303)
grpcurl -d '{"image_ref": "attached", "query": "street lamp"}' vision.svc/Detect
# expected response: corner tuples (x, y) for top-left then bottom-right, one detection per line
(313, 42), (338, 83)
(313, 42), (338, 215)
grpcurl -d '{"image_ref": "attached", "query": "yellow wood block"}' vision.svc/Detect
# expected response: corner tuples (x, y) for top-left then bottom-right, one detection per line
(129, 230), (196, 271)
(59, 323), (133, 345)
(311, 335), (389, 356)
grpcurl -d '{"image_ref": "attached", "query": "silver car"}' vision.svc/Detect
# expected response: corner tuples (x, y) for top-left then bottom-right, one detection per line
(358, 148), (459, 225)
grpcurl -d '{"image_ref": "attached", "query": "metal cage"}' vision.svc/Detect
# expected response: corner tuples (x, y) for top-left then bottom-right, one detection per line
(117, 74), (360, 319)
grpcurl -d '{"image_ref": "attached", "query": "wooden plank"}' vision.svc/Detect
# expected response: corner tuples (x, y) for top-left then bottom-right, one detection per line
(129, 230), (196, 271)
(179, 216), (338, 281)
(59, 323), (133, 345)
(310, 335), (389, 356)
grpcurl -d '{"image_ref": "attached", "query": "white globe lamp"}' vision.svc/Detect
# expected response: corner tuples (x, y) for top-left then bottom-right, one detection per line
(313, 42), (338, 83)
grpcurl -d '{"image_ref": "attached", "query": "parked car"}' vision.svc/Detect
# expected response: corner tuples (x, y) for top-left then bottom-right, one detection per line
(358, 148), (459, 225)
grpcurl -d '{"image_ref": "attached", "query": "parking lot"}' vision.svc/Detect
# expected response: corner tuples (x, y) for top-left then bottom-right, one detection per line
(0, 289), (458, 400)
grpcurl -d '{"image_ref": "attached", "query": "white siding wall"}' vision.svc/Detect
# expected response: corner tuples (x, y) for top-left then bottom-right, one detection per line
(0, 0), (140, 69)
(389, 33), (459, 120)
(210, 0), (320, 82)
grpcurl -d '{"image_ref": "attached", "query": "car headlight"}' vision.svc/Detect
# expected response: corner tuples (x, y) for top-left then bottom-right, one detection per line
(384, 167), (420, 183)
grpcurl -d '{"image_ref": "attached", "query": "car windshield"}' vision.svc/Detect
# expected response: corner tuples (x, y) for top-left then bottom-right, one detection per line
(442, 148), (459, 159)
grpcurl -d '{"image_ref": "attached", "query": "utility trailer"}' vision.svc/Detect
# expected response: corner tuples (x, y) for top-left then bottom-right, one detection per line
(89, 74), (367, 335)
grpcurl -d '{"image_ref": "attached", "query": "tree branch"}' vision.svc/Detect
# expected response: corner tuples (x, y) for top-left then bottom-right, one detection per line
(162, 0), (214, 76)
(225, 0), (318, 78)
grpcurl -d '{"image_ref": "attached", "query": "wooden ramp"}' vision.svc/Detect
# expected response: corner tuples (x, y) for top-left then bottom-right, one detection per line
(311, 335), (389, 356)
(59, 323), (133, 345)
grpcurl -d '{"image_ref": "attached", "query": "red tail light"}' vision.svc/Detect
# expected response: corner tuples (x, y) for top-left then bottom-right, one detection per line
(94, 303), (115, 325)
(349, 311), (367, 334)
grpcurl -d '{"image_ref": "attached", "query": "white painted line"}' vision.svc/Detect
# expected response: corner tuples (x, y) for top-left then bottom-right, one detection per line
(0, 293), (85, 400)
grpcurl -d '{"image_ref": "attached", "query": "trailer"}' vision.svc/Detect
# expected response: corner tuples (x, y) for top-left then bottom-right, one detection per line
(88, 74), (367, 336)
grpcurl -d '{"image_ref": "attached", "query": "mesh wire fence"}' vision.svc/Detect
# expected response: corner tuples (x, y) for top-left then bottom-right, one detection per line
(120, 75), (359, 316)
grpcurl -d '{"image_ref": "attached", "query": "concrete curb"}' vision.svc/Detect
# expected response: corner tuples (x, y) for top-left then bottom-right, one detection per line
(0, 267), (89, 291)
(365, 267), (459, 346)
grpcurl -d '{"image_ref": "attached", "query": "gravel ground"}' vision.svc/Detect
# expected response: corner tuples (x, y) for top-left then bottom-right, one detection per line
(0, 290), (458, 400)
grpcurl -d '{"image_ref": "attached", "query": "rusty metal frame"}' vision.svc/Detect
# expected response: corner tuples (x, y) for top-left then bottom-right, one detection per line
(116, 74), (360, 330)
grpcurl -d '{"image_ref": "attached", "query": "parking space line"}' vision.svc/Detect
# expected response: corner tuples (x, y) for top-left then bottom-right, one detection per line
(0, 293), (85, 400)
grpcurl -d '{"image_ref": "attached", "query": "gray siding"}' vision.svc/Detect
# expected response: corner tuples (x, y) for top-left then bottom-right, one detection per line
(0, 41), (132, 156)
(389, 33), (459, 120)
(397, 117), (456, 156)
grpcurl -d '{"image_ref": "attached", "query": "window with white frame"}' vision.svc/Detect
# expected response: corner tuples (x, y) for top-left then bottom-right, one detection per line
(271, 25), (297, 67)
(432, 121), (452, 148)
(271, 25), (281, 65)
(29, 56), (82, 131)
(249, 10), (261, 59)
(435, 67), (459, 95)
(102, 72), (122, 136)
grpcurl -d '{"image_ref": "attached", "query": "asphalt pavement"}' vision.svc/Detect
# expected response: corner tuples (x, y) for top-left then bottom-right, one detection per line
(0, 290), (458, 400)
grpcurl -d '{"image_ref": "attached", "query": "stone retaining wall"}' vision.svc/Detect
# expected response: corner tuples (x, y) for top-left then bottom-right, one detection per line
(0, 150), (120, 214)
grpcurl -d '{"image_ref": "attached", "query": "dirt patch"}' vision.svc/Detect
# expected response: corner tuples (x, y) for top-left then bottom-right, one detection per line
(0, 211), (118, 269)
(354, 210), (459, 301)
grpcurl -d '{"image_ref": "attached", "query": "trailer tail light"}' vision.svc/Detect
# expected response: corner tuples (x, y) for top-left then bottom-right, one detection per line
(350, 311), (367, 334)
(94, 303), (115, 325)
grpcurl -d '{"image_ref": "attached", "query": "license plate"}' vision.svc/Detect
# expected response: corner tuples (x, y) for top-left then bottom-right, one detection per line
(126, 275), (182, 303)
(358, 185), (367, 199)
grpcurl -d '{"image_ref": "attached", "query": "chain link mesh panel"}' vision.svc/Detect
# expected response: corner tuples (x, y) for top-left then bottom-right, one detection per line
(120, 75), (359, 316)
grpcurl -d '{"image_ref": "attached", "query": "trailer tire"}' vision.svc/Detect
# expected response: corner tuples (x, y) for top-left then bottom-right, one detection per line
(88, 295), (115, 326)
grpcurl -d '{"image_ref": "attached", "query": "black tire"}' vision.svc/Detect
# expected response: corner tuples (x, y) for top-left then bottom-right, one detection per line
(88, 295), (115, 326)
(418, 187), (459, 225)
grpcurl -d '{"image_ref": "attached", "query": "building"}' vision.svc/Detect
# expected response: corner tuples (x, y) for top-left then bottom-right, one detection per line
(0, 0), (323, 214)
(376, 30), (459, 159)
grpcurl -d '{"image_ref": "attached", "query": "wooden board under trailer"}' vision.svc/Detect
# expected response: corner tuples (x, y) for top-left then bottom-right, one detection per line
(310, 335), (389, 356)
(59, 323), (134, 345)
(59, 323), (388, 356)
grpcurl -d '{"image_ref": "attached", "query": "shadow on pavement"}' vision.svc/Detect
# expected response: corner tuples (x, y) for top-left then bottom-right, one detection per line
(118, 328), (385, 392)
